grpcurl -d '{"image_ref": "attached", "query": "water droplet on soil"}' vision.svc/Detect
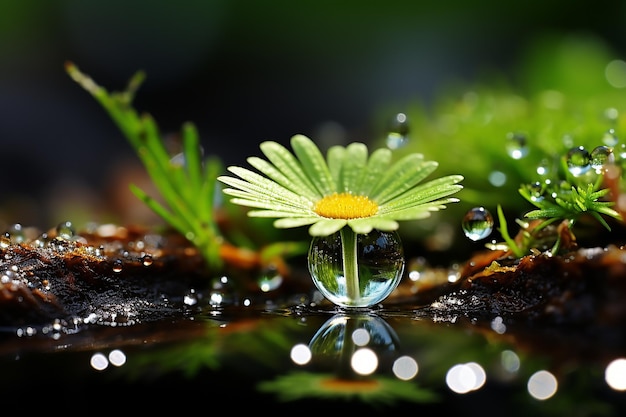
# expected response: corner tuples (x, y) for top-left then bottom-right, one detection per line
(308, 230), (405, 308)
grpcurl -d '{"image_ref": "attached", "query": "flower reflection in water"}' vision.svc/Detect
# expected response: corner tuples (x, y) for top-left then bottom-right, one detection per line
(258, 313), (439, 404)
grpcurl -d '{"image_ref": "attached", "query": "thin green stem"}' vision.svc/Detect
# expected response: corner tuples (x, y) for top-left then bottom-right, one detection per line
(340, 227), (360, 302)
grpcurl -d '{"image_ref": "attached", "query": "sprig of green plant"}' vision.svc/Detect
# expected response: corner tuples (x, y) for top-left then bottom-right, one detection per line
(519, 182), (621, 232)
(65, 62), (224, 270)
(490, 169), (622, 257)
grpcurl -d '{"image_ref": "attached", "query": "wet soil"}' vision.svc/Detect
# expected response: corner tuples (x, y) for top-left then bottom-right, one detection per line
(1, 221), (625, 414)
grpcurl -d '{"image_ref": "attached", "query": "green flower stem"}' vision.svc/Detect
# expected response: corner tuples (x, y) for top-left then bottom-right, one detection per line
(340, 227), (360, 301)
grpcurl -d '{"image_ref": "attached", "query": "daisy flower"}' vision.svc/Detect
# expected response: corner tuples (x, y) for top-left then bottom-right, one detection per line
(217, 134), (463, 237)
(218, 134), (463, 307)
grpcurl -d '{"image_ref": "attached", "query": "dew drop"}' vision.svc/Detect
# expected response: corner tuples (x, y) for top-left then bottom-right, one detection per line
(602, 128), (619, 147)
(562, 134), (575, 149)
(536, 158), (551, 176)
(566, 146), (591, 177)
(257, 264), (283, 292)
(591, 145), (614, 173)
(386, 113), (409, 150)
(141, 254), (153, 267)
(112, 259), (123, 273)
(615, 143), (626, 170)
(6, 224), (25, 243)
(488, 170), (506, 187)
(183, 289), (198, 306)
(526, 181), (545, 202)
(462, 207), (494, 241)
(0, 233), (10, 249)
(505, 132), (529, 159)
(604, 107), (619, 123)
(56, 221), (75, 240)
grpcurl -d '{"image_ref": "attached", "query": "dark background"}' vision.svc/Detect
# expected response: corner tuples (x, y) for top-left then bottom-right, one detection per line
(2, 0), (626, 228)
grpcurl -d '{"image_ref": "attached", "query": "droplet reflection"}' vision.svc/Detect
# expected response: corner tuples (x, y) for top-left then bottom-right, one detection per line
(462, 207), (494, 241)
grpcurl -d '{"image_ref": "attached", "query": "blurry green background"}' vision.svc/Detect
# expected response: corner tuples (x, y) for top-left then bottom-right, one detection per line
(2, 0), (626, 233)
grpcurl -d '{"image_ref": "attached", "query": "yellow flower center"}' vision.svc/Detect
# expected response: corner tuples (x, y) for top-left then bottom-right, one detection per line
(313, 193), (378, 219)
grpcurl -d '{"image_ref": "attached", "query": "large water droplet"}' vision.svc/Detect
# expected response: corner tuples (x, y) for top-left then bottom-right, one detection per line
(462, 207), (494, 241)
(566, 146), (591, 177)
(505, 132), (529, 159)
(308, 230), (405, 308)
(386, 113), (410, 150)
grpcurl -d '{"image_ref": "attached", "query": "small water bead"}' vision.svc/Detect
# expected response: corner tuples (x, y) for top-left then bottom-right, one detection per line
(141, 254), (153, 267)
(562, 134), (575, 149)
(590, 145), (614, 173)
(56, 221), (75, 240)
(112, 259), (123, 273)
(257, 264), (283, 292)
(183, 289), (199, 306)
(604, 107), (619, 123)
(505, 132), (529, 159)
(488, 170), (506, 187)
(614, 143), (626, 170)
(526, 181), (545, 202)
(566, 146), (591, 177)
(536, 158), (553, 177)
(0, 233), (10, 249)
(462, 207), (494, 241)
(602, 128), (619, 147)
(386, 112), (410, 150)
(208, 275), (236, 306)
(308, 230), (405, 308)
(6, 224), (25, 243)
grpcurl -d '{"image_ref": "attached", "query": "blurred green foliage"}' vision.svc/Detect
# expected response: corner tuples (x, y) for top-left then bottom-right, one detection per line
(373, 34), (626, 257)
